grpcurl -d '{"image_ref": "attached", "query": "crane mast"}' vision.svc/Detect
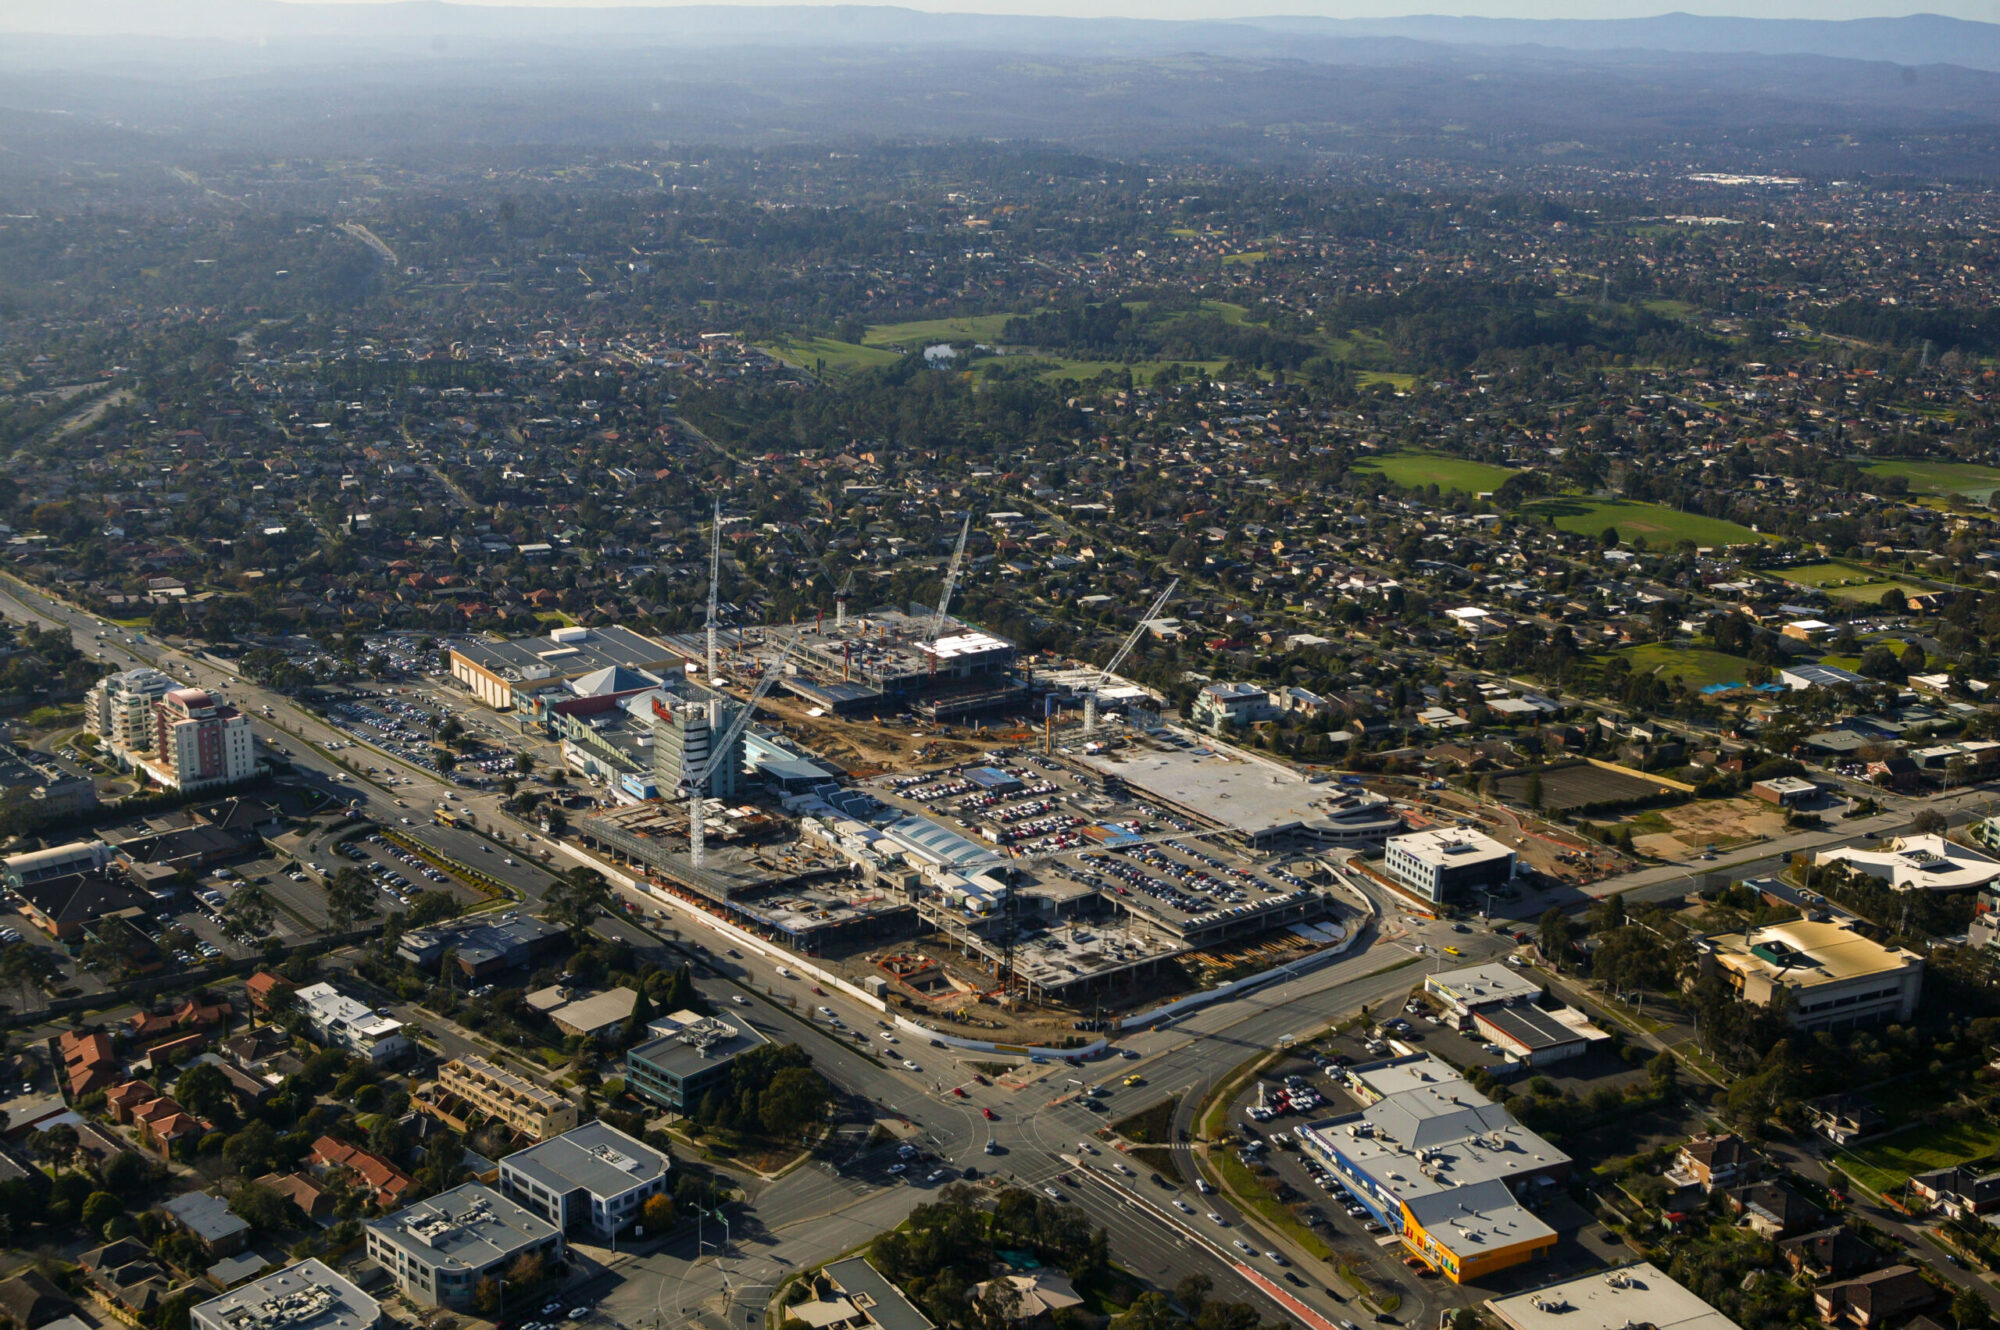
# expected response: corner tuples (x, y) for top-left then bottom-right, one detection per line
(686, 632), (799, 869)
(929, 514), (972, 643)
(1084, 578), (1177, 735)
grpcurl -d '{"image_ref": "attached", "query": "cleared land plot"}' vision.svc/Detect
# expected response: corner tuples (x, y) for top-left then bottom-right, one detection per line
(758, 335), (903, 376)
(1521, 498), (1764, 547)
(1494, 761), (1670, 813)
(1863, 459), (2000, 500)
(1615, 643), (1757, 690)
(1626, 799), (1785, 858)
(1835, 1118), (2000, 1196)
(1355, 450), (1515, 493)
(863, 314), (1018, 347)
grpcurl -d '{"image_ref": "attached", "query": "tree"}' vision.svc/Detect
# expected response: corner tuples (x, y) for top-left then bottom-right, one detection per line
(325, 867), (380, 931)
(543, 866), (610, 937)
(642, 1193), (676, 1233)
(473, 1279), (503, 1316)
(1525, 770), (1544, 811)
(504, 1251), (546, 1288)
(1538, 907), (1574, 969)
(1173, 1273), (1213, 1316)
(175, 1062), (236, 1125)
(1912, 809), (1948, 836)
(760, 1066), (831, 1139)
(222, 1121), (279, 1176)
(1951, 1284), (1992, 1330)
(78, 939), (128, 978)
(221, 885), (277, 945)
(82, 1190), (123, 1230)
(0, 944), (63, 1007)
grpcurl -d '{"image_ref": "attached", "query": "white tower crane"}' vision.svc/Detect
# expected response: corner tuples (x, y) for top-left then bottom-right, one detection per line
(705, 498), (723, 725)
(1083, 577), (1177, 736)
(929, 514), (972, 643)
(685, 631), (801, 869)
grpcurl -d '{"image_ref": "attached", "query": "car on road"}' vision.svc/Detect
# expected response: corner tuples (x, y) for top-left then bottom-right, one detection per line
(1265, 1251), (1286, 1265)
(1196, 1179), (1214, 1194)
(1233, 1240), (1254, 1254)
(1443, 946), (1462, 956)
(952, 1086), (967, 1098)
(984, 1140), (1000, 1154)
(1121, 1048), (1140, 1059)
(982, 1108), (997, 1120)
(1208, 1212), (1227, 1225)
(1173, 1200), (1194, 1213)
(902, 1059), (921, 1072)
(818, 1005), (835, 1016)
(731, 995), (748, 1006)
(879, 1031), (897, 1042)
(1123, 1074), (1145, 1086)
(1043, 1187), (1063, 1201)
(568, 1311), (589, 1321)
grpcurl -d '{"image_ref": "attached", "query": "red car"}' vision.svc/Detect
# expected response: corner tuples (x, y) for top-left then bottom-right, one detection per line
(982, 1108), (998, 1120)
(812, 985), (826, 995)
(952, 1086), (968, 1098)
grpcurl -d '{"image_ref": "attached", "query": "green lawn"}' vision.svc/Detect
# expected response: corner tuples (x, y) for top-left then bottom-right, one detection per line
(1521, 497), (1767, 547)
(757, 335), (904, 376)
(1835, 1118), (2000, 1196)
(1863, 459), (2000, 500)
(1776, 563), (1933, 604)
(862, 314), (1019, 347)
(1357, 370), (1417, 390)
(1006, 356), (1233, 384)
(1221, 251), (1267, 265)
(1614, 643), (1758, 689)
(1355, 450), (1514, 493)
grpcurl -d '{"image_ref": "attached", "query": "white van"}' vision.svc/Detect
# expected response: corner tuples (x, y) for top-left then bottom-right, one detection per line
(776, 966), (797, 980)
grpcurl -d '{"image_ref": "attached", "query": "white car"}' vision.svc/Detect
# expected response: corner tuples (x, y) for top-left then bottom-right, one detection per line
(902, 1059), (921, 1072)
(731, 995), (749, 1006)
(1233, 1239), (1254, 1254)
(1173, 1200), (1194, 1213)
(818, 1005), (835, 1016)
(1208, 1212), (1227, 1225)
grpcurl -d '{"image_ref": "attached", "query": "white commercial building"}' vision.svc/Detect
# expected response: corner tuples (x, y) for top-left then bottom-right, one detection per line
(1698, 919), (1923, 1032)
(87, 668), (177, 759)
(1816, 834), (2000, 893)
(1383, 828), (1515, 904)
(1486, 1263), (1739, 1330)
(192, 1260), (379, 1330)
(295, 982), (412, 1064)
(498, 1121), (672, 1239)
(365, 1185), (563, 1309)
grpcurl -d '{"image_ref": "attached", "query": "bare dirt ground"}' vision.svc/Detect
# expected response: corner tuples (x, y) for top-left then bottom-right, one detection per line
(1628, 797), (1786, 859)
(758, 694), (992, 773)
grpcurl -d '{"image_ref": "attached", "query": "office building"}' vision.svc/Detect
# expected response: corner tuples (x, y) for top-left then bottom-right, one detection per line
(626, 1009), (769, 1112)
(430, 1057), (577, 1142)
(497, 1121), (671, 1239)
(141, 689), (255, 791)
(1424, 962), (1541, 1015)
(1815, 834), (2000, 893)
(1696, 920), (1923, 1031)
(293, 983), (412, 1064)
(1299, 1055), (1567, 1283)
(88, 668), (178, 758)
(365, 1185), (562, 1309)
(1382, 828), (1516, 904)
(191, 1260), (380, 1330)
(1191, 682), (1278, 731)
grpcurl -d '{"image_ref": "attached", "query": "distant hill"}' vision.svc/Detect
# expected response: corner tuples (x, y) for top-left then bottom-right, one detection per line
(1, 2), (1998, 73)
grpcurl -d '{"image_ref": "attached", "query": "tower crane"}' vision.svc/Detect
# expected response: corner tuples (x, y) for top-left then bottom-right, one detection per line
(929, 514), (972, 643)
(1083, 577), (1177, 736)
(683, 630), (801, 869)
(704, 498), (723, 722)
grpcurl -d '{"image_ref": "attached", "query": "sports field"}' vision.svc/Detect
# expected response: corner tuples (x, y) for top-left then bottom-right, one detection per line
(1775, 563), (1933, 603)
(757, 335), (903, 376)
(863, 313), (1019, 347)
(1863, 459), (2000, 500)
(1521, 497), (1765, 547)
(1354, 451), (1514, 493)
(1615, 643), (1758, 689)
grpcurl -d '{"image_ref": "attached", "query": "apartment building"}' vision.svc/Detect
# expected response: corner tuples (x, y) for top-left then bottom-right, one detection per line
(294, 983), (412, 1064)
(431, 1057), (577, 1141)
(141, 688), (255, 791)
(87, 668), (177, 759)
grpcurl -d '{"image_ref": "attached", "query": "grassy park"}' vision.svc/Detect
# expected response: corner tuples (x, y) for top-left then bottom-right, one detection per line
(1863, 459), (2000, 500)
(1522, 497), (1765, 547)
(1355, 450), (1515, 493)
(757, 335), (903, 376)
(1615, 643), (1759, 689)
(1835, 1119), (2000, 1196)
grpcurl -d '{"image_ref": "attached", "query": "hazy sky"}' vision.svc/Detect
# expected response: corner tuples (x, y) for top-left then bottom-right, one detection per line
(283, 0), (2000, 18)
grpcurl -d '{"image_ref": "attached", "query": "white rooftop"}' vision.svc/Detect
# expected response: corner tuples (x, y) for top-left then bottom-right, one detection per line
(1487, 1263), (1740, 1330)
